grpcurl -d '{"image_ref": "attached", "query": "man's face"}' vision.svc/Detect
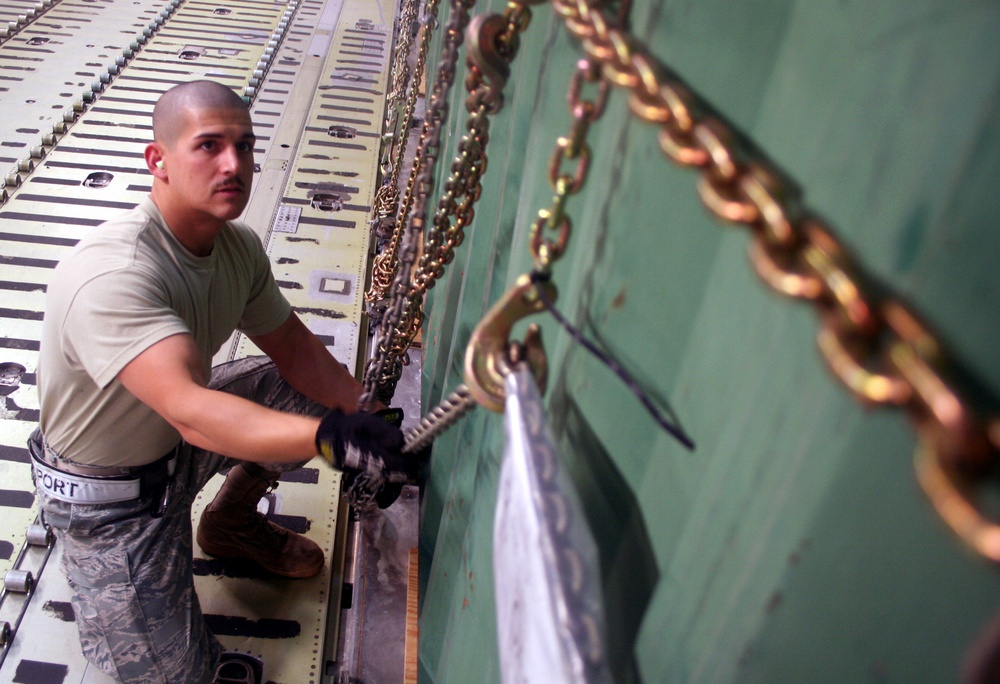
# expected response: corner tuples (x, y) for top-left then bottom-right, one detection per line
(161, 105), (255, 225)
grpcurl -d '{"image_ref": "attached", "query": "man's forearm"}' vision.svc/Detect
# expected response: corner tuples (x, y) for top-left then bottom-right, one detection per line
(278, 331), (364, 411)
(174, 386), (321, 462)
(253, 312), (372, 412)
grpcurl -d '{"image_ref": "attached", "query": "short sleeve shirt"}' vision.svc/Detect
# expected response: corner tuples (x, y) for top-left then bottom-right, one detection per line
(38, 197), (290, 466)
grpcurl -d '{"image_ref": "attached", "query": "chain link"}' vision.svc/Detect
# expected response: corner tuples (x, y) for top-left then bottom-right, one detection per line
(530, 56), (608, 273)
(552, 0), (1000, 562)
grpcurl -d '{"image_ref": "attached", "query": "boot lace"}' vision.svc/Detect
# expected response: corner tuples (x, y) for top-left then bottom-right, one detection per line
(243, 502), (288, 549)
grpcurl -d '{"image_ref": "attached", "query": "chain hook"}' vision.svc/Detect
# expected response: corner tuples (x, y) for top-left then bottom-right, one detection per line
(464, 273), (554, 412)
(466, 14), (512, 113)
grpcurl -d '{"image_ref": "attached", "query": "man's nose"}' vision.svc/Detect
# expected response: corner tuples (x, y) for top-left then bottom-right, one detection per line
(219, 145), (241, 174)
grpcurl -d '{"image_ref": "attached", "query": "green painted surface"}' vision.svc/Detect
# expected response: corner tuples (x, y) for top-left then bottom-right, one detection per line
(416, 1), (1000, 682)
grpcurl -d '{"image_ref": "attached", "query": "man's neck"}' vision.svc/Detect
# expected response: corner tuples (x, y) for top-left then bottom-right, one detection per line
(149, 191), (222, 257)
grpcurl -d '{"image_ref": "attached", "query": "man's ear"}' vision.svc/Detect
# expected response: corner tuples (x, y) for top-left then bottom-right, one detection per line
(145, 143), (167, 178)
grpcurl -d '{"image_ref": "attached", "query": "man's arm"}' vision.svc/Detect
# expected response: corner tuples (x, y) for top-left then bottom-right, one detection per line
(250, 311), (381, 413)
(118, 332), (321, 463)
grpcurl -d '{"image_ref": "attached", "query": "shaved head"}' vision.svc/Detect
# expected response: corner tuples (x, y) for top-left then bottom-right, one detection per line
(152, 80), (249, 147)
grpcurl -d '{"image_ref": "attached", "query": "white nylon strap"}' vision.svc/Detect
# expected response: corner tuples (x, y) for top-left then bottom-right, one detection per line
(32, 458), (141, 504)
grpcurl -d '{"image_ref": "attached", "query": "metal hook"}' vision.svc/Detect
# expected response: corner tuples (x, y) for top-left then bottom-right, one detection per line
(466, 14), (512, 111)
(464, 273), (555, 412)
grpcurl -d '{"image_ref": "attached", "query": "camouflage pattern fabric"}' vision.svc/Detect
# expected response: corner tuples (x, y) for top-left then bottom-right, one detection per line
(33, 356), (326, 683)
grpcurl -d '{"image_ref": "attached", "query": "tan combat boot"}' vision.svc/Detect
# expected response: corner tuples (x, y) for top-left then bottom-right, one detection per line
(197, 463), (324, 578)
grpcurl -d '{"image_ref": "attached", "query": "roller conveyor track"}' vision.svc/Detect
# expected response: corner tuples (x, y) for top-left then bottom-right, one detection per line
(0, 0), (396, 680)
(0, 0), (176, 155)
(0, 519), (54, 674)
(0, 0), (59, 45)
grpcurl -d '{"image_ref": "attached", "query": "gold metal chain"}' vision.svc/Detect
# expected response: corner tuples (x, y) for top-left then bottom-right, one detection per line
(359, 0), (480, 409)
(367, 0), (422, 236)
(530, 55), (609, 274)
(384, 0), (422, 139)
(366, 0), (439, 305)
(463, 42), (613, 415)
(363, 0), (542, 405)
(551, 0), (1000, 563)
(401, 15), (616, 451)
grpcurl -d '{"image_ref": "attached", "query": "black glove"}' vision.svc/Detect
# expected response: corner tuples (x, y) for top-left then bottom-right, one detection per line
(369, 408), (408, 509)
(374, 407), (405, 429)
(315, 408), (413, 509)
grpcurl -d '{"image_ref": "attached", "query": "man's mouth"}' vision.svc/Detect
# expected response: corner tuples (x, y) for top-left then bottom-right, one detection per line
(214, 182), (244, 194)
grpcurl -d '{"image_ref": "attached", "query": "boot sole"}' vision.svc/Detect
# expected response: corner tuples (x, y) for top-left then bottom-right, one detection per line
(197, 532), (325, 579)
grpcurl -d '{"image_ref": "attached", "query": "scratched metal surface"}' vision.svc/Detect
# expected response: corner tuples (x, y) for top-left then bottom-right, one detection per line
(0, 0), (393, 680)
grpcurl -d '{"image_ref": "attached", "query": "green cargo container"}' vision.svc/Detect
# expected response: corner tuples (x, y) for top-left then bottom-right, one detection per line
(414, 0), (1000, 682)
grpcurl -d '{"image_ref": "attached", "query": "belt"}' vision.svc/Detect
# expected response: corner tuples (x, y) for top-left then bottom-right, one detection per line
(29, 437), (177, 507)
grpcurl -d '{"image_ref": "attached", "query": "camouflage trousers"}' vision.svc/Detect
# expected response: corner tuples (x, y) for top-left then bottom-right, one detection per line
(33, 356), (326, 684)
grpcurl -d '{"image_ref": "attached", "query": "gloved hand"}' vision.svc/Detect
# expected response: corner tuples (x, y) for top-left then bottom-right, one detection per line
(315, 408), (414, 509)
(369, 407), (408, 509)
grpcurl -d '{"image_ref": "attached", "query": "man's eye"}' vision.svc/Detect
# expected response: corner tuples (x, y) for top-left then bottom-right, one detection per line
(237, 142), (253, 152)
(200, 140), (216, 150)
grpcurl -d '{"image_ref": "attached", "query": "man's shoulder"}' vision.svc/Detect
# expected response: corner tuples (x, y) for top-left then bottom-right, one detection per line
(79, 201), (157, 250)
(55, 203), (158, 281)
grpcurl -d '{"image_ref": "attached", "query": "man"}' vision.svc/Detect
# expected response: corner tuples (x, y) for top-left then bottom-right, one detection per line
(29, 80), (411, 682)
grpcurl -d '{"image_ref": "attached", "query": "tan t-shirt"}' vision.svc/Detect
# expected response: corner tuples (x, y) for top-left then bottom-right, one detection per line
(38, 197), (291, 466)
